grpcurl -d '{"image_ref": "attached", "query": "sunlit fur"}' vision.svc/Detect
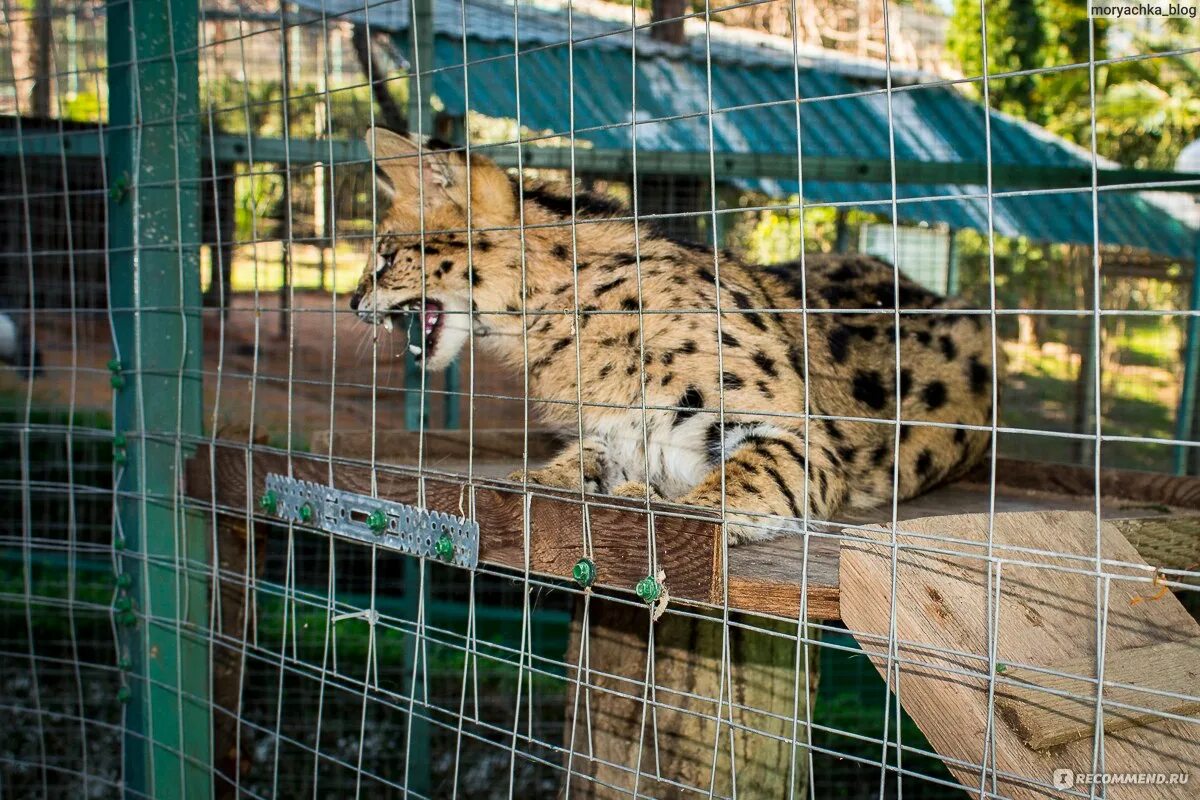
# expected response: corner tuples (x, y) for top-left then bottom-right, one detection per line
(352, 128), (999, 542)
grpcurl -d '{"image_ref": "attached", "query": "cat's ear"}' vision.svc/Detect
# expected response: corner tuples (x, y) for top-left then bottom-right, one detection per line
(365, 127), (516, 228)
(366, 128), (466, 209)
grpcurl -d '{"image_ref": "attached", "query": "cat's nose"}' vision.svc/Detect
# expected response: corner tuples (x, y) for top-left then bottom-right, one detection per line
(349, 289), (364, 311)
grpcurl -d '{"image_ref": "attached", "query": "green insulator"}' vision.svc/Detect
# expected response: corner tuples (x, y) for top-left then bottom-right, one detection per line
(635, 576), (661, 603)
(366, 509), (388, 534)
(572, 558), (596, 588)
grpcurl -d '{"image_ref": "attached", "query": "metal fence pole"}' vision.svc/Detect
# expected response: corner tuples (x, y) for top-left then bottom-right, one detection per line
(107, 0), (212, 796)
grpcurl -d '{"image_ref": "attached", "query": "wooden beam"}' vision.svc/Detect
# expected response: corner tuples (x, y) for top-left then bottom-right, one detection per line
(996, 637), (1200, 751)
(184, 443), (843, 618)
(840, 511), (1200, 800)
(185, 432), (1200, 625)
(965, 457), (1200, 511)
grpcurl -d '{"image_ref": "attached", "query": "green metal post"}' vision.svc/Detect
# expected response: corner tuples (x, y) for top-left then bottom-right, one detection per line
(1175, 231), (1200, 475)
(834, 208), (851, 253)
(444, 357), (461, 429)
(107, 1), (211, 797)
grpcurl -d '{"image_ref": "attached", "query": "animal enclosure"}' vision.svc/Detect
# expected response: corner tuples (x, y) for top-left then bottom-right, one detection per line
(2, 0), (1199, 798)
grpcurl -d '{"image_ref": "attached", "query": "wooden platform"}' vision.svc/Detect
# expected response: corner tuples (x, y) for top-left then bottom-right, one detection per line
(185, 429), (1200, 622)
(842, 511), (1200, 798)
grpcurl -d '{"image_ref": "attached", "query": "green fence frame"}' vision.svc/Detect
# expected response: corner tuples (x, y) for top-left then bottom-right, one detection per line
(107, 0), (211, 796)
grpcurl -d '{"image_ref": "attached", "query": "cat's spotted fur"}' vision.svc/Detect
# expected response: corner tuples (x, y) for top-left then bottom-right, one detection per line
(352, 129), (998, 542)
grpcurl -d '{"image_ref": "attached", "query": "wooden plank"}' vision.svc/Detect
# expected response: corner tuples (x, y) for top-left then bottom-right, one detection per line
(840, 510), (1200, 799)
(186, 443), (724, 608)
(996, 637), (1200, 751)
(725, 534), (841, 620)
(966, 458), (1200, 511)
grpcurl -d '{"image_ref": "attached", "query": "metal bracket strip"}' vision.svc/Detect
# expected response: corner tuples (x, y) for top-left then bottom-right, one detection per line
(263, 473), (479, 569)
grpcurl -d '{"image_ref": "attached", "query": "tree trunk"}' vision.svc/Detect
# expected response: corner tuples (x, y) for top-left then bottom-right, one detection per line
(651, 0), (689, 45)
(564, 595), (818, 798)
(351, 25), (407, 133)
(32, 0), (52, 117)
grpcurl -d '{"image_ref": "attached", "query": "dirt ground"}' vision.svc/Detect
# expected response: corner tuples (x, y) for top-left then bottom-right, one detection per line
(2, 291), (527, 447)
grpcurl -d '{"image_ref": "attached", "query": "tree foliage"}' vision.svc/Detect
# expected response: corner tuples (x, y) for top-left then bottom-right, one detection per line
(948, 4), (1198, 169)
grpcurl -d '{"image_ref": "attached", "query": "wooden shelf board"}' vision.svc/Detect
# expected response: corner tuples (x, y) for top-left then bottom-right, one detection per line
(188, 432), (1200, 623)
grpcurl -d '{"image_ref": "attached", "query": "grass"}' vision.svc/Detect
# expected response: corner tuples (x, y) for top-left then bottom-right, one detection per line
(201, 241), (366, 294)
(998, 319), (1184, 472)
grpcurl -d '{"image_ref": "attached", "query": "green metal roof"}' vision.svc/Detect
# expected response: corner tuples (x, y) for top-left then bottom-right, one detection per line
(298, 0), (1196, 259)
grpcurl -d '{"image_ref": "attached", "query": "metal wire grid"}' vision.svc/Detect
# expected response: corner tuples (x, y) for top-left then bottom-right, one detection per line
(1, 0), (1199, 798)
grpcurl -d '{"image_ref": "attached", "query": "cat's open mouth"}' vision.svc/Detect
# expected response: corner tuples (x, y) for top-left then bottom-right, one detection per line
(386, 298), (444, 361)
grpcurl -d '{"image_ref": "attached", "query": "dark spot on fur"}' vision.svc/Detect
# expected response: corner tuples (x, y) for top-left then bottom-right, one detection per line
(620, 296), (638, 312)
(953, 425), (966, 444)
(922, 381), (948, 411)
(674, 387), (705, 425)
(900, 368), (913, 399)
(823, 419), (844, 440)
(837, 445), (858, 465)
(731, 291), (767, 331)
(829, 263), (862, 283)
(679, 340), (697, 355)
(526, 184), (625, 220)
(853, 370), (887, 411)
(916, 449), (934, 476)
(820, 284), (857, 306)
(751, 351), (778, 378)
(786, 343), (806, 381)
(915, 330), (932, 346)
(829, 326), (852, 363)
(595, 277), (626, 296)
(939, 335), (958, 361)
(722, 372), (744, 391)
(660, 352), (675, 366)
(697, 266), (715, 284)
(721, 331), (740, 348)
(763, 463), (802, 520)
(969, 356), (990, 395)
(438, 259), (454, 274)
(705, 421), (726, 463)
(756, 380), (774, 399)
(871, 443), (889, 466)
(598, 364), (612, 379)
(660, 372), (674, 386)
(551, 243), (570, 260)
(470, 267), (481, 287)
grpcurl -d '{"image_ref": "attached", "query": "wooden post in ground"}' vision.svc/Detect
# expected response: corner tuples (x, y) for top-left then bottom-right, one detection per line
(211, 517), (265, 799)
(564, 596), (818, 798)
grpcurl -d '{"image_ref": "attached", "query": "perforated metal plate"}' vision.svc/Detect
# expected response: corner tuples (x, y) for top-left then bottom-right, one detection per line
(263, 473), (479, 568)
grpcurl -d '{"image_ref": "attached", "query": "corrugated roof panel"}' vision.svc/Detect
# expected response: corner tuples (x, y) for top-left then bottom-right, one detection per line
(338, 0), (1196, 258)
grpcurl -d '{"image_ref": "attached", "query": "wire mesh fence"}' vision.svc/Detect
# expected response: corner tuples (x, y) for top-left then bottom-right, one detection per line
(2, 0), (1199, 798)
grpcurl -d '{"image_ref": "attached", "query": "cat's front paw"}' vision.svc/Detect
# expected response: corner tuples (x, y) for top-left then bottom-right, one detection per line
(508, 466), (582, 490)
(610, 481), (662, 501)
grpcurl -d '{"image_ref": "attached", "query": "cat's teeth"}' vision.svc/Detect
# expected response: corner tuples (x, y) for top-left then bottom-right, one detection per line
(409, 344), (423, 356)
(382, 316), (393, 332)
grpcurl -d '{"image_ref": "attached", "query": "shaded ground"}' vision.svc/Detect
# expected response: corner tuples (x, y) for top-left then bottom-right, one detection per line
(0, 291), (521, 450)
